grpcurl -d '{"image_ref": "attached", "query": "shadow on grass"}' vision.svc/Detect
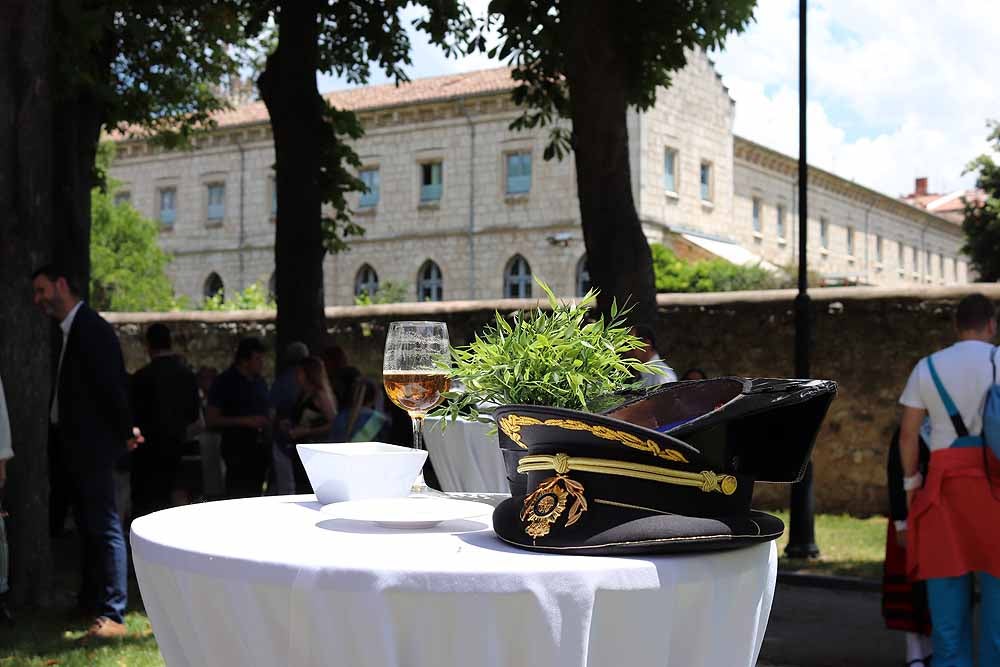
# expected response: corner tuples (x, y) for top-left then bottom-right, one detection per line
(779, 557), (883, 581)
(0, 533), (164, 667)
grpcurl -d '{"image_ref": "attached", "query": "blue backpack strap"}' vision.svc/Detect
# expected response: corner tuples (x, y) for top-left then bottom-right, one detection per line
(926, 355), (971, 439)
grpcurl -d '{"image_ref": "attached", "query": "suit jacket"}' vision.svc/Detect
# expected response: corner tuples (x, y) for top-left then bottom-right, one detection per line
(130, 354), (199, 451)
(53, 303), (132, 479)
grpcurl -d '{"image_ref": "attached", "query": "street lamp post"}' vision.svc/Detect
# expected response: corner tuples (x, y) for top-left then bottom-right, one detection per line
(786, 0), (820, 560)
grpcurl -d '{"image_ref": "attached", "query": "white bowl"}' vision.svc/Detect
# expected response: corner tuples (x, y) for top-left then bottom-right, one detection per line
(296, 442), (427, 504)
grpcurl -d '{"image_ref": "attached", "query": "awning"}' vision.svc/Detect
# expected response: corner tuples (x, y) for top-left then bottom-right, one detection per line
(680, 233), (780, 272)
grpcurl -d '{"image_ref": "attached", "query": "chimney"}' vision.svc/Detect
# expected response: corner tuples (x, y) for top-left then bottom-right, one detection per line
(915, 177), (928, 197)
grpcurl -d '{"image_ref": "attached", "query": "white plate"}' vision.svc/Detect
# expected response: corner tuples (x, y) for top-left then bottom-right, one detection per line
(320, 496), (493, 529)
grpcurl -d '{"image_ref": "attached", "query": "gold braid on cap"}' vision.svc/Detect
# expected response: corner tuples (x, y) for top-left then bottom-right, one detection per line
(518, 454), (738, 496)
(497, 414), (690, 463)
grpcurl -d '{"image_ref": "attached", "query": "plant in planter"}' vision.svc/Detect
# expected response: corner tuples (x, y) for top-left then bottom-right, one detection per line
(431, 278), (660, 493)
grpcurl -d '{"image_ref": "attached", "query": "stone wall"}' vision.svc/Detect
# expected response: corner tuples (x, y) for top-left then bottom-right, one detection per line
(107, 284), (1000, 516)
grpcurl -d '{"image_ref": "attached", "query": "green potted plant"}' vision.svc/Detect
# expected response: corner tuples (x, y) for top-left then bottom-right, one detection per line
(431, 278), (659, 494)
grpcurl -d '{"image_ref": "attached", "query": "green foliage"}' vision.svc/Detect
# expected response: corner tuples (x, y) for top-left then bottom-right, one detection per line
(650, 243), (781, 293)
(354, 281), (410, 306)
(962, 120), (1000, 281)
(478, 1), (757, 159)
(58, 3), (250, 145)
(203, 281), (276, 311)
(90, 144), (180, 312)
(431, 278), (658, 424)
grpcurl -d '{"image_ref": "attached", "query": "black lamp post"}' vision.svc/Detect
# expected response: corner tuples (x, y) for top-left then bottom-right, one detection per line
(786, 0), (820, 560)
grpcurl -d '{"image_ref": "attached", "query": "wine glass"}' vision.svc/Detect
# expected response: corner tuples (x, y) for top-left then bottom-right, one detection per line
(383, 321), (451, 488)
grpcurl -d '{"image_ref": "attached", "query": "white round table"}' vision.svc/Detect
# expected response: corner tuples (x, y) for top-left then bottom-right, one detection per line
(131, 495), (777, 667)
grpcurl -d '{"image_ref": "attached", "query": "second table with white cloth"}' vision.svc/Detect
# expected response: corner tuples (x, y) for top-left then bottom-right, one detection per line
(422, 416), (508, 493)
(131, 494), (777, 667)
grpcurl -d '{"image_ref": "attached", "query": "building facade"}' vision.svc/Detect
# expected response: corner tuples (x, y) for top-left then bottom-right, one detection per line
(110, 51), (969, 306)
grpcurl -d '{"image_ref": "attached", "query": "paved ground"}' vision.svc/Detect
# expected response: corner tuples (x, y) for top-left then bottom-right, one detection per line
(757, 583), (908, 667)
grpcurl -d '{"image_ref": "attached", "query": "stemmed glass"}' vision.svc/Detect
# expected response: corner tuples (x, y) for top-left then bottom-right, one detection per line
(383, 321), (451, 488)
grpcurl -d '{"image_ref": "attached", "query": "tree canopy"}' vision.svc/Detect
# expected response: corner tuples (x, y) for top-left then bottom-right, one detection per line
(484, 0), (757, 158)
(961, 120), (1000, 282)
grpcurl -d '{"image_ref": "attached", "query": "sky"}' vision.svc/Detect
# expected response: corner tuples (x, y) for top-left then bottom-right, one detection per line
(318, 0), (1000, 199)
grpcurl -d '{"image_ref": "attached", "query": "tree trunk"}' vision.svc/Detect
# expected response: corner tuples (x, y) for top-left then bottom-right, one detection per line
(564, 1), (656, 328)
(52, 93), (104, 300)
(259, 0), (328, 360)
(0, 0), (55, 607)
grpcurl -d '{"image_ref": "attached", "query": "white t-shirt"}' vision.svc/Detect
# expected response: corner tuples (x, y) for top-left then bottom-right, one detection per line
(638, 353), (678, 387)
(899, 340), (998, 451)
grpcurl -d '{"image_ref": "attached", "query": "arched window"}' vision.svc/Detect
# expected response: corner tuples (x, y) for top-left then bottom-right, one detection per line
(203, 272), (224, 302)
(416, 260), (443, 302)
(354, 264), (379, 298)
(576, 255), (592, 297)
(503, 255), (532, 298)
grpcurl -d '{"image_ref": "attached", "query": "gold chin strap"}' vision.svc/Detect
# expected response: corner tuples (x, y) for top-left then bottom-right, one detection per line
(517, 453), (738, 496)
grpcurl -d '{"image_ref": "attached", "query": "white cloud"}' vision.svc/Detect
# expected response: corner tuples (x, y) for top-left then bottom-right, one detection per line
(712, 0), (1000, 196)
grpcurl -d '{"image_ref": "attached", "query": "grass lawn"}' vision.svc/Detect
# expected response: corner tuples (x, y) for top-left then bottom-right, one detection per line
(0, 511), (887, 665)
(0, 610), (163, 667)
(773, 510), (888, 581)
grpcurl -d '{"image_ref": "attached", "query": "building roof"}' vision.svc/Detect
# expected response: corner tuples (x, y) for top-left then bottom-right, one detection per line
(113, 67), (517, 139)
(899, 177), (986, 223)
(733, 136), (960, 231)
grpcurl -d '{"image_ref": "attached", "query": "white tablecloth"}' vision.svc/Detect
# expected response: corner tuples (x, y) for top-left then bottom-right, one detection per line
(423, 417), (508, 493)
(132, 495), (777, 667)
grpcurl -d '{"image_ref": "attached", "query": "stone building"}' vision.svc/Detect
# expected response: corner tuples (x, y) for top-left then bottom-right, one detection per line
(110, 51), (969, 306)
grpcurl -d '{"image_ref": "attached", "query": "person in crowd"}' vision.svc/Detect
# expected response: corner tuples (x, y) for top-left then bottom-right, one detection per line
(193, 366), (224, 499)
(882, 425), (933, 667)
(900, 293), (1000, 666)
(324, 344), (361, 409)
(627, 325), (678, 386)
(681, 368), (708, 381)
(279, 356), (337, 494)
(129, 323), (200, 518)
(206, 338), (271, 499)
(0, 375), (13, 624)
(269, 342), (309, 495)
(32, 264), (140, 638)
(331, 376), (391, 443)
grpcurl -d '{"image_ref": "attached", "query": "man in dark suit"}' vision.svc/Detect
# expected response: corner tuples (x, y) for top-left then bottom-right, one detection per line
(32, 264), (138, 639)
(130, 323), (200, 517)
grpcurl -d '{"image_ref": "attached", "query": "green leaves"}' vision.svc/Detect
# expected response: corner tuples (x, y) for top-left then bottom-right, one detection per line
(353, 281), (409, 306)
(961, 120), (1000, 282)
(202, 282), (275, 311)
(90, 178), (178, 312)
(650, 243), (781, 293)
(431, 276), (649, 423)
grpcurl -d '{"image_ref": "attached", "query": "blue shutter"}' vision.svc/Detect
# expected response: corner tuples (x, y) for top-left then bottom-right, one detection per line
(420, 163), (442, 202)
(207, 185), (225, 221)
(663, 150), (676, 193)
(360, 169), (380, 208)
(506, 154), (531, 194)
(160, 189), (176, 226)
